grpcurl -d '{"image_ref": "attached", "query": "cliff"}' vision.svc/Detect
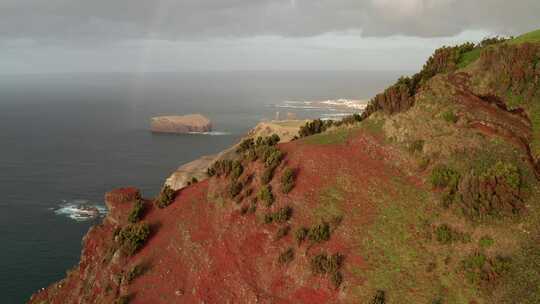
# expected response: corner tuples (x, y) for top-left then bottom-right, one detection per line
(29, 30), (540, 304)
(150, 114), (212, 134)
(164, 120), (308, 190)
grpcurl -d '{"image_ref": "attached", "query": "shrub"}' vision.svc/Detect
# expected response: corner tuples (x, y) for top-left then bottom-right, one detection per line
(128, 199), (145, 223)
(299, 119), (336, 138)
(482, 161), (521, 189)
(310, 252), (344, 275)
(156, 185), (176, 208)
(186, 177), (199, 186)
(295, 227), (309, 245)
(281, 168), (295, 194)
(331, 271), (343, 288)
(275, 225), (291, 240)
(248, 199), (257, 214)
(230, 161), (244, 180)
(265, 149), (284, 168)
(228, 181), (243, 198)
(237, 138), (254, 153)
(258, 185), (275, 207)
(264, 206), (293, 224)
(435, 224), (470, 244)
(278, 247), (295, 265)
(370, 290), (386, 304)
(208, 159), (235, 177)
(118, 223), (151, 255)
(125, 263), (145, 283)
(430, 165), (460, 189)
(261, 167), (275, 184)
(442, 110), (458, 123)
(308, 222), (331, 243)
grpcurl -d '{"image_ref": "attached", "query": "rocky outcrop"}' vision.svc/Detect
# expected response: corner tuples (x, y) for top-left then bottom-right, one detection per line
(164, 120), (307, 190)
(150, 114), (212, 134)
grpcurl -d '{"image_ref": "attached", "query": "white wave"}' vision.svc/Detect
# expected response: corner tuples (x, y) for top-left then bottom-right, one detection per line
(187, 131), (231, 136)
(321, 113), (355, 118)
(273, 105), (324, 110)
(54, 200), (107, 222)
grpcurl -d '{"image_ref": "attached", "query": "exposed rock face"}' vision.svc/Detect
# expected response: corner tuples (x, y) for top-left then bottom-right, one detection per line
(164, 119), (307, 190)
(150, 114), (212, 134)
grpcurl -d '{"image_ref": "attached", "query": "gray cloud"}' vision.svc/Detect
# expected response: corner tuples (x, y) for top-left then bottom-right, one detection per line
(1, 0), (539, 42)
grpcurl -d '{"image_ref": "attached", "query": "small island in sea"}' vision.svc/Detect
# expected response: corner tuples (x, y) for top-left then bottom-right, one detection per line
(150, 114), (212, 134)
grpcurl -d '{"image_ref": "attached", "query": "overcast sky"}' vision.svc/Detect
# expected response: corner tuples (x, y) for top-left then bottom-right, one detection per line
(1, 0), (539, 74)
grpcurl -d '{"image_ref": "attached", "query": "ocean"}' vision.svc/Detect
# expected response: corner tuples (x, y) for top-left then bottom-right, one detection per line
(0, 70), (403, 303)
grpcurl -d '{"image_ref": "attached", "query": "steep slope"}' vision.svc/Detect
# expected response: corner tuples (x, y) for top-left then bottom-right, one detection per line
(29, 30), (540, 304)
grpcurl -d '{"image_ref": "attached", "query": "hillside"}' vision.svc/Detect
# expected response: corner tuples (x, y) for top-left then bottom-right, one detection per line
(29, 30), (540, 304)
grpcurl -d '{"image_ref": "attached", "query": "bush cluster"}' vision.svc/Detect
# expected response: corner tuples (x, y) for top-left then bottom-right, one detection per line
(310, 252), (345, 288)
(258, 185), (275, 207)
(207, 160), (243, 178)
(298, 114), (362, 139)
(156, 185), (176, 208)
(186, 177), (198, 186)
(128, 199), (145, 223)
(118, 222), (151, 255)
(264, 206), (293, 224)
(430, 165), (461, 189)
(435, 224), (471, 244)
(307, 222), (331, 243)
(125, 263), (145, 283)
(280, 167), (296, 194)
(299, 119), (331, 137)
(481, 161), (521, 189)
(228, 181), (243, 198)
(461, 252), (511, 284)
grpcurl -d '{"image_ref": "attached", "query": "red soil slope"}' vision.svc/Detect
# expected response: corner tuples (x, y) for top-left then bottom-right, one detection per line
(28, 129), (419, 304)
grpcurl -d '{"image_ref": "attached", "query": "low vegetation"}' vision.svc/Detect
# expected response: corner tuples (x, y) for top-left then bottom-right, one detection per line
(125, 263), (145, 283)
(295, 227), (309, 245)
(155, 185), (175, 208)
(278, 247), (295, 265)
(128, 199), (145, 223)
(264, 206), (293, 224)
(118, 223), (151, 255)
(258, 185), (275, 207)
(430, 165), (460, 188)
(280, 167), (296, 194)
(461, 252), (511, 285)
(310, 252), (345, 288)
(434, 224), (470, 244)
(307, 222), (331, 244)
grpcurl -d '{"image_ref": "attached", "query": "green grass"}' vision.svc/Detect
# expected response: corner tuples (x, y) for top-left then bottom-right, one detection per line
(510, 29), (540, 44)
(531, 101), (540, 158)
(360, 116), (385, 136)
(303, 126), (355, 145)
(458, 48), (482, 68)
(314, 183), (345, 222)
(352, 175), (479, 303)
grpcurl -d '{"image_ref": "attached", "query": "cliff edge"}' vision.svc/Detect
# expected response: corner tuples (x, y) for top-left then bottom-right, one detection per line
(29, 30), (540, 304)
